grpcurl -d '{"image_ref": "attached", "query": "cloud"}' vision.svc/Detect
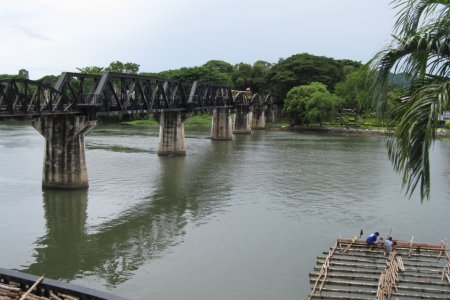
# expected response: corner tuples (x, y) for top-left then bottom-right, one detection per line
(14, 24), (51, 41)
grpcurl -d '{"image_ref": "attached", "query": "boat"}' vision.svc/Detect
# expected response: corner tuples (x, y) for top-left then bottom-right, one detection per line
(0, 267), (128, 300)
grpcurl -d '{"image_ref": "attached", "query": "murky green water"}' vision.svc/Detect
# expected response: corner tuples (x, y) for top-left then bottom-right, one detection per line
(1, 122), (449, 299)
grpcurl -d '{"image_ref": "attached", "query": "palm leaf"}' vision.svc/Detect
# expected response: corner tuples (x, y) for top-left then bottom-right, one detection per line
(371, 0), (449, 200)
(387, 80), (449, 199)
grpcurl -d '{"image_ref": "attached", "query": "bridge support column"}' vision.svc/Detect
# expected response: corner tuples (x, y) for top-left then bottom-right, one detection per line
(265, 105), (276, 123)
(233, 106), (252, 134)
(32, 115), (96, 189)
(157, 111), (187, 156)
(252, 109), (266, 129)
(211, 108), (233, 140)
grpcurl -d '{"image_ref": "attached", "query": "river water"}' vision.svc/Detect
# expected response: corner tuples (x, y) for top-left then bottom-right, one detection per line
(0, 121), (449, 300)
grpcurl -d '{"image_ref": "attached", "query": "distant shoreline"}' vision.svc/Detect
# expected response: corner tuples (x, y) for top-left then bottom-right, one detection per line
(283, 125), (450, 138)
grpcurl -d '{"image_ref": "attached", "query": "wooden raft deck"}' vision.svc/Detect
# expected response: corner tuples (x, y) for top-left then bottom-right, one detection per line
(309, 237), (450, 300)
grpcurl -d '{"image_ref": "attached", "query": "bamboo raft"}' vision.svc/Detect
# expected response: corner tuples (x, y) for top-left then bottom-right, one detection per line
(309, 237), (450, 300)
(0, 268), (127, 300)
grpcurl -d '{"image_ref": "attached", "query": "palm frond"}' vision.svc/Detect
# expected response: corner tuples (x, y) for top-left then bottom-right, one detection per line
(392, 0), (450, 36)
(387, 80), (449, 199)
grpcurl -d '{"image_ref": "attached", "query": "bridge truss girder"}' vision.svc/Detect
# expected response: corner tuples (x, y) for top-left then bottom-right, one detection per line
(0, 79), (78, 117)
(0, 72), (281, 118)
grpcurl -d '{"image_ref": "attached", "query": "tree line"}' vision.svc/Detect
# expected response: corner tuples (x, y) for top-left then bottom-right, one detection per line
(1, 53), (407, 127)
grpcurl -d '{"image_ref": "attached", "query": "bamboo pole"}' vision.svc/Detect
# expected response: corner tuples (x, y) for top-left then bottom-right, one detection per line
(327, 251), (443, 264)
(313, 266), (444, 279)
(49, 291), (62, 300)
(0, 284), (21, 293)
(438, 240), (446, 258)
(309, 241), (337, 299)
(409, 236), (414, 257)
(316, 257), (445, 270)
(441, 263), (450, 283)
(343, 235), (359, 253)
(19, 276), (44, 300)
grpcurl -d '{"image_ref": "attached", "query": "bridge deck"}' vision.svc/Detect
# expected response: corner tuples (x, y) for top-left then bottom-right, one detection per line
(309, 237), (450, 299)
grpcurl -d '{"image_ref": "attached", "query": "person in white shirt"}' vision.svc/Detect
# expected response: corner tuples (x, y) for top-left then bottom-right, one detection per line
(385, 236), (394, 253)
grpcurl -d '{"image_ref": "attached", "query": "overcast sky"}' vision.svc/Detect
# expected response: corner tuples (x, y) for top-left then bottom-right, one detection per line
(1, 0), (396, 79)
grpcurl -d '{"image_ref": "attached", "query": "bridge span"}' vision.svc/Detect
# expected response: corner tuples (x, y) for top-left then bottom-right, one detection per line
(0, 72), (282, 189)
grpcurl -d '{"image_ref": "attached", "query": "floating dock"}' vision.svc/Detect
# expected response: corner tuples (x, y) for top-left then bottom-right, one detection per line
(309, 237), (450, 299)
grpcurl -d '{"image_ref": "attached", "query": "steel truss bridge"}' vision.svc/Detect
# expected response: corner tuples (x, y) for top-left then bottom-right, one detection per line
(0, 72), (280, 119)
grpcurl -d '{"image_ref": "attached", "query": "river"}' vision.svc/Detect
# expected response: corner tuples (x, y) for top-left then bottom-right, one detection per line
(0, 121), (449, 300)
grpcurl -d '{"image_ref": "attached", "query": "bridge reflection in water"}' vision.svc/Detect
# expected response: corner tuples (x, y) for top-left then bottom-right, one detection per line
(24, 137), (236, 287)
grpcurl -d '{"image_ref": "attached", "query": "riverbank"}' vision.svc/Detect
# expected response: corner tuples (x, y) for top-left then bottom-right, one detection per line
(287, 125), (390, 136)
(285, 124), (450, 139)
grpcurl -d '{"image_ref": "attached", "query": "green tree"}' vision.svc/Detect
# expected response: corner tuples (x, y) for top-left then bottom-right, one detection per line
(306, 92), (343, 126)
(105, 61), (140, 74)
(38, 75), (59, 86)
(284, 82), (342, 125)
(266, 53), (359, 97)
(149, 65), (232, 84)
(0, 69), (30, 80)
(370, 0), (450, 199)
(18, 69), (29, 79)
(76, 66), (104, 74)
(123, 62), (140, 74)
(335, 65), (373, 110)
(232, 63), (253, 90)
(231, 61), (272, 92)
(203, 60), (234, 74)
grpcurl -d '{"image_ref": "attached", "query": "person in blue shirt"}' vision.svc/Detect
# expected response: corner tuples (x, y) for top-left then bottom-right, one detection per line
(366, 232), (379, 245)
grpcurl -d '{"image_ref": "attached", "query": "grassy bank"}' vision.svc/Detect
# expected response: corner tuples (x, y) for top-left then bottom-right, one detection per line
(124, 113), (212, 127)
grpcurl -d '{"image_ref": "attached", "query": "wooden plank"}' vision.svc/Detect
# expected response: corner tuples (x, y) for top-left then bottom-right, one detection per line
(315, 261), (444, 277)
(337, 247), (448, 258)
(391, 292), (450, 299)
(396, 284), (450, 295)
(317, 287), (376, 295)
(309, 278), (378, 288)
(317, 257), (446, 269)
(338, 241), (449, 253)
(313, 266), (443, 279)
(310, 295), (372, 300)
(310, 279), (450, 295)
(327, 251), (447, 263)
(310, 272), (450, 287)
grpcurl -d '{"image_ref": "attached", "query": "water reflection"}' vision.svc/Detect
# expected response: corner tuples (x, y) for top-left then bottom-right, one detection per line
(27, 190), (88, 280)
(24, 137), (235, 286)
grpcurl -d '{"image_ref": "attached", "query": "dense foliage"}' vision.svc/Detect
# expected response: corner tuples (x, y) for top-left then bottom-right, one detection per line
(284, 82), (343, 126)
(266, 53), (361, 97)
(0, 69), (30, 80)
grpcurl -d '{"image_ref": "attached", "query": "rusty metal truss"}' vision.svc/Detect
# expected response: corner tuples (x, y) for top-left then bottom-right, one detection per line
(0, 79), (78, 117)
(0, 72), (280, 118)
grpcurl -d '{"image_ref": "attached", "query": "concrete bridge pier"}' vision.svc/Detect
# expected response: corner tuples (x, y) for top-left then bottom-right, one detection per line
(211, 108), (233, 140)
(265, 105), (276, 123)
(233, 106), (252, 134)
(32, 115), (96, 189)
(156, 111), (187, 156)
(252, 108), (266, 129)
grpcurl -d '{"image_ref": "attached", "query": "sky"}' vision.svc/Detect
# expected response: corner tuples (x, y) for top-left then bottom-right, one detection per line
(0, 0), (397, 79)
